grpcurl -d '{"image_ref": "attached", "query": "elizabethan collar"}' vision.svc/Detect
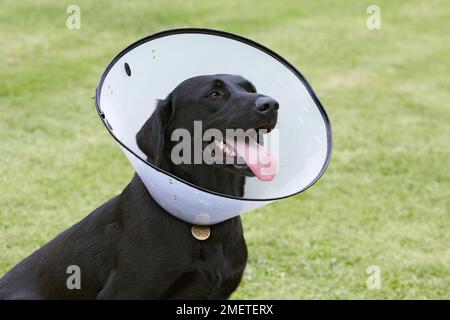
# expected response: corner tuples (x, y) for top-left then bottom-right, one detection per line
(95, 29), (332, 225)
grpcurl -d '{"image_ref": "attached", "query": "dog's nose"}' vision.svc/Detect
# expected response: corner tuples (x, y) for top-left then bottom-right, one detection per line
(255, 96), (279, 114)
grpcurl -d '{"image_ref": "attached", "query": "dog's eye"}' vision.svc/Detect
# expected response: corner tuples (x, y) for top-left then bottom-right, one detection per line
(208, 91), (223, 100)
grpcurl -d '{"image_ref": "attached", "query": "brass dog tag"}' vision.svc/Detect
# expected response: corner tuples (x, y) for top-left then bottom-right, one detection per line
(191, 225), (211, 240)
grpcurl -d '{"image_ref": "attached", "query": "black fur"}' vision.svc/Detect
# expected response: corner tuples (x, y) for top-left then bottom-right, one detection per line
(0, 74), (278, 299)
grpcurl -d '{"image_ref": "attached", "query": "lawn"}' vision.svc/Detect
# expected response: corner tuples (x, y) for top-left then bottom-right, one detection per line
(0, 0), (449, 299)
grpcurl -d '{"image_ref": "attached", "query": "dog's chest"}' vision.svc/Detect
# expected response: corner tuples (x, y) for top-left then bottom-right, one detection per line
(187, 241), (245, 298)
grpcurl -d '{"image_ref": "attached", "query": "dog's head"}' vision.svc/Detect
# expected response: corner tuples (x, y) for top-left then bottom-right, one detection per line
(136, 74), (278, 196)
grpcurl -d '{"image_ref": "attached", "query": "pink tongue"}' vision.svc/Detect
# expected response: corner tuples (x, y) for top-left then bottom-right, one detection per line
(226, 136), (278, 181)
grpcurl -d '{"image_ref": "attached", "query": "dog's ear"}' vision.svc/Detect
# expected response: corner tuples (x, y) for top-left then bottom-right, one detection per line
(136, 95), (173, 168)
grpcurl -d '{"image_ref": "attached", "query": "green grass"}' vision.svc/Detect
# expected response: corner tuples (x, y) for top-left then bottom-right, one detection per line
(1, 0), (449, 299)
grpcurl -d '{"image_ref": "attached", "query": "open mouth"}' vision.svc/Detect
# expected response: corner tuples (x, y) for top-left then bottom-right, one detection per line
(210, 125), (278, 181)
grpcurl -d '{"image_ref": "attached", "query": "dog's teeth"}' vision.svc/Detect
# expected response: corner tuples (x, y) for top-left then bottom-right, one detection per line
(214, 140), (236, 156)
(214, 140), (225, 150)
(224, 146), (236, 157)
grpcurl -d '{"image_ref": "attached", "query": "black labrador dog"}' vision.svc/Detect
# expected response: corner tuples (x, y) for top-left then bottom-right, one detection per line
(0, 74), (278, 299)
